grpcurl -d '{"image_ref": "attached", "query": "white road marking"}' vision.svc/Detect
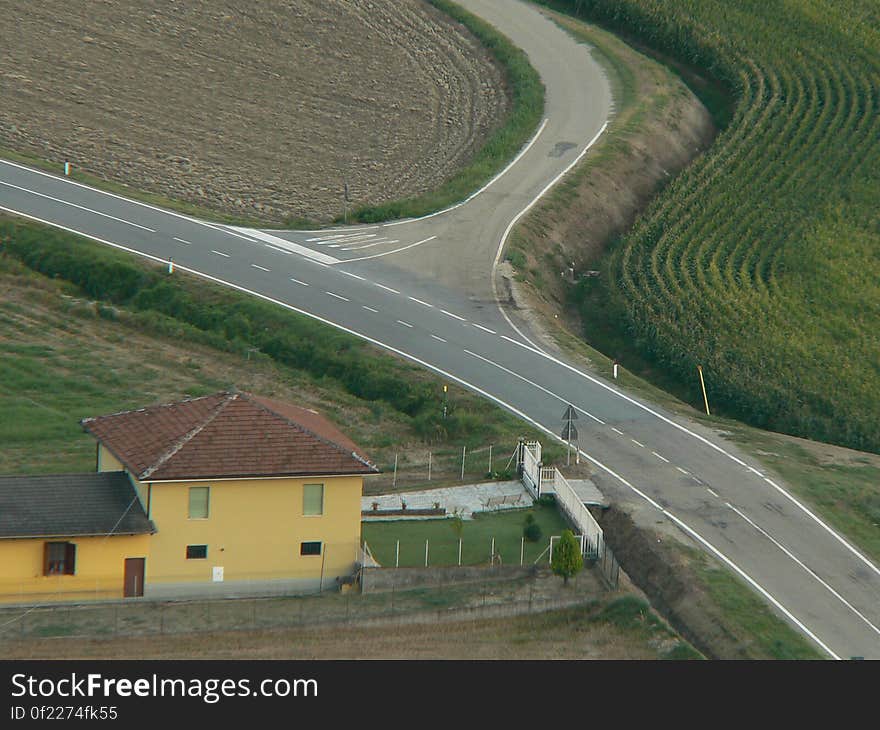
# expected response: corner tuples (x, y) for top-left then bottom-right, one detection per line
(611, 427), (624, 435)
(307, 232), (376, 243)
(631, 439), (645, 448)
(362, 305), (378, 313)
(251, 264), (270, 272)
(0, 217), (830, 659)
(490, 122), (609, 352)
(662, 509), (839, 659)
(652, 451), (670, 463)
(472, 323), (496, 335)
(325, 291), (349, 302)
(290, 278), (309, 286)
(396, 320), (413, 328)
(408, 296), (433, 308)
(374, 283), (399, 294)
(500, 334), (535, 351)
(726, 502), (880, 638)
(677, 467), (689, 475)
(341, 238), (397, 251)
(0, 179), (156, 232)
(211, 250), (230, 258)
(265, 244), (293, 255)
(231, 227), (339, 265)
(441, 309), (466, 321)
(341, 235), (438, 263)
(173, 237), (191, 245)
(339, 271), (365, 281)
(382, 118), (548, 227)
(706, 487), (719, 498)
(431, 335), (447, 343)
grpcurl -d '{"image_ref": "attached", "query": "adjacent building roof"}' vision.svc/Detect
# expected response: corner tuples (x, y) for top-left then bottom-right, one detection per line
(81, 391), (379, 482)
(0, 472), (153, 539)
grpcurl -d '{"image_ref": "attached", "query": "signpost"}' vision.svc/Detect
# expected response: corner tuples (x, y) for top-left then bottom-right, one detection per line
(561, 405), (578, 466)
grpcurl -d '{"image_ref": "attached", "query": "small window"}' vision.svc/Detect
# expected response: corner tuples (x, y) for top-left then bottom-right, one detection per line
(44, 542), (76, 576)
(300, 541), (322, 556)
(303, 484), (323, 516)
(186, 545), (208, 560)
(188, 486), (210, 519)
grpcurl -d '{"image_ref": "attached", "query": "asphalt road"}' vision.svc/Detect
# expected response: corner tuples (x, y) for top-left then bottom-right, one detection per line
(1, 0), (878, 659)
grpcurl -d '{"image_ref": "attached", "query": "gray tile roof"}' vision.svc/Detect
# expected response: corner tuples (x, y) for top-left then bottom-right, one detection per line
(0, 472), (154, 539)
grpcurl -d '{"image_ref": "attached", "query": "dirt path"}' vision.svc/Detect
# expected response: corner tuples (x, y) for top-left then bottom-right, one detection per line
(0, 0), (508, 224)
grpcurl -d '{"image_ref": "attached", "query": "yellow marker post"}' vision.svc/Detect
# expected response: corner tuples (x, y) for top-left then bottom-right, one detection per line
(698, 365), (710, 416)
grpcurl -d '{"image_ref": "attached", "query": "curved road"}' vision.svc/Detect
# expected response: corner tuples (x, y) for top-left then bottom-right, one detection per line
(1, 0), (878, 659)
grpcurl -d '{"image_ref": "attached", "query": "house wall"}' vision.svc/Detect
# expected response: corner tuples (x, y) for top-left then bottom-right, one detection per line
(137, 475), (363, 597)
(97, 445), (147, 510)
(0, 534), (151, 604)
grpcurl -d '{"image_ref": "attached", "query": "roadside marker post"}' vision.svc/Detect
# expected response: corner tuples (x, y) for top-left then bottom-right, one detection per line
(698, 365), (711, 416)
(64, 162), (70, 176)
(613, 360), (619, 379)
(168, 258), (174, 274)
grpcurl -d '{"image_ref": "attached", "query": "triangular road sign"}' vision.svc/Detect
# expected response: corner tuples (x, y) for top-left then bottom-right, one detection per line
(562, 405), (578, 421)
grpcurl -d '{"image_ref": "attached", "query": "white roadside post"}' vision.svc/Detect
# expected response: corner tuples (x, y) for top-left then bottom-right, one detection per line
(392, 453), (398, 488)
(613, 360), (619, 379)
(64, 162), (70, 176)
(425, 539), (429, 568)
(427, 451), (432, 481)
(520, 537), (525, 566)
(458, 538), (462, 566)
(395, 540), (400, 568)
(168, 258), (174, 274)
(460, 445), (466, 480)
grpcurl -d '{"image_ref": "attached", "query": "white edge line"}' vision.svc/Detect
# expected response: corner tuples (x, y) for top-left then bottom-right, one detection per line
(382, 118), (549, 228)
(490, 121), (609, 353)
(726, 502), (880, 638)
(0, 202), (845, 661)
(339, 235), (437, 263)
(662, 510), (840, 659)
(498, 332), (880, 579)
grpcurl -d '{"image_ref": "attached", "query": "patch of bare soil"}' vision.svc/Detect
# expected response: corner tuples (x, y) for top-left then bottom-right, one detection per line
(0, 0), (509, 223)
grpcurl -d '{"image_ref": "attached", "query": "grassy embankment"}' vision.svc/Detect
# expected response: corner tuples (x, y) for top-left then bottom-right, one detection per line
(0, 217), (563, 482)
(506, 1), (880, 567)
(549, 0), (880, 456)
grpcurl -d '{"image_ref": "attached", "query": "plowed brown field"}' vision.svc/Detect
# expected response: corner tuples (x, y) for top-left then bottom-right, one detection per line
(0, 0), (509, 223)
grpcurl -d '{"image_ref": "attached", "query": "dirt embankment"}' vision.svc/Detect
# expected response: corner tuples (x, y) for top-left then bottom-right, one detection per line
(599, 507), (751, 660)
(0, 0), (509, 223)
(506, 12), (716, 339)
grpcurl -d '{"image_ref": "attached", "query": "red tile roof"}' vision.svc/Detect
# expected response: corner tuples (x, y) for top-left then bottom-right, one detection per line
(81, 392), (378, 481)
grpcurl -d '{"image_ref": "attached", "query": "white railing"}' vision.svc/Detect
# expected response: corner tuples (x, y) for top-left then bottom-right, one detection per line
(542, 466), (604, 558)
(520, 440), (542, 498)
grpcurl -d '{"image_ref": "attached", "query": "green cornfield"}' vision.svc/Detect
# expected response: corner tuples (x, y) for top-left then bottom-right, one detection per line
(559, 0), (880, 453)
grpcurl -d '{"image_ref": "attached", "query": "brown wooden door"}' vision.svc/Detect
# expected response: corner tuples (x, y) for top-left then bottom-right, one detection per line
(123, 558), (145, 597)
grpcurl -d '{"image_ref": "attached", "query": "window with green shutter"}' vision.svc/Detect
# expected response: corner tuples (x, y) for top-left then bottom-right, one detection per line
(188, 486), (210, 519)
(303, 484), (323, 516)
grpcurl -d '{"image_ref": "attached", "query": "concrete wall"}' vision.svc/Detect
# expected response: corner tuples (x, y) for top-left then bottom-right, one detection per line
(360, 564), (536, 593)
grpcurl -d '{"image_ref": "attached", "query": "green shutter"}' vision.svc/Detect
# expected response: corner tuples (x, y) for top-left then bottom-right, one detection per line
(188, 486), (210, 519)
(303, 484), (324, 516)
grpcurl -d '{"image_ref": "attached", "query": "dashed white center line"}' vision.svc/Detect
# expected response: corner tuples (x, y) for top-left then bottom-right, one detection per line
(677, 467), (689, 475)
(325, 291), (349, 302)
(251, 264), (270, 272)
(440, 309), (466, 322)
(173, 237), (191, 245)
(211, 250), (230, 258)
(397, 320), (413, 328)
(472, 323), (496, 335)
(362, 305), (378, 313)
(431, 334), (447, 343)
(611, 427), (624, 436)
(375, 283), (400, 294)
(652, 451), (670, 463)
(707, 487), (720, 498)
(290, 278), (309, 286)
(340, 271), (365, 281)
(631, 438), (645, 448)
(408, 296), (433, 307)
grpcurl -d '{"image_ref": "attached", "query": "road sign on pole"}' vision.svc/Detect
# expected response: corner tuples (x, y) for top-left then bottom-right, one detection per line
(561, 405), (578, 466)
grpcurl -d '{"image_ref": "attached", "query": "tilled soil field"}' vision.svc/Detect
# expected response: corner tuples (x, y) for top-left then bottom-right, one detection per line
(0, 0), (509, 223)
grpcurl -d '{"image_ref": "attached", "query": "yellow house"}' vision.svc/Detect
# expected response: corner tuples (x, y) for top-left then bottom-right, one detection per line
(0, 391), (377, 604)
(0, 472), (154, 603)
